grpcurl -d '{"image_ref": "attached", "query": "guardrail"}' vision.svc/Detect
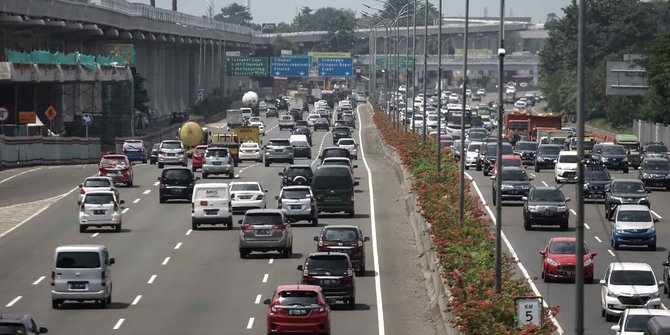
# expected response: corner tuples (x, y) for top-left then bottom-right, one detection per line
(0, 136), (101, 168)
(634, 120), (670, 144)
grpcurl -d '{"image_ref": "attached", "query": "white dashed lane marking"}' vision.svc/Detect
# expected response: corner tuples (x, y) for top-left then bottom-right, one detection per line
(570, 209), (577, 216)
(652, 210), (663, 219)
(131, 295), (142, 305)
(113, 318), (125, 330)
(143, 190), (151, 195)
(5, 296), (21, 307)
(91, 232), (99, 237)
(32, 276), (45, 285)
(262, 274), (269, 283)
(608, 250), (616, 257)
(255, 294), (262, 304)
(122, 208), (130, 214)
(174, 242), (182, 249)
(153, 182), (159, 186)
(133, 198), (140, 204)
(162, 257), (170, 265)
(186, 229), (192, 236)
(594, 236), (602, 243)
(268, 258), (274, 264)
(246, 318), (254, 329)
(147, 275), (157, 284)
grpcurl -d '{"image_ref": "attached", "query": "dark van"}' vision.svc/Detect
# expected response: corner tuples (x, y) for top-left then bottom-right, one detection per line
(311, 166), (359, 217)
(319, 147), (351, 164)
(158, 167), (198, 203)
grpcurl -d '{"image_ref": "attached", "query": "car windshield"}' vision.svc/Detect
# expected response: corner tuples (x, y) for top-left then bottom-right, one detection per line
(549, 241), (577, 254)
(613, 182), (646, 193)
(163, 170), (192, 180)
(56, 252), (101, 268)
(539, 146), (561, 155)
(644, 161), (670, 170)
(206, 149), (229, 157)
(469, 132), (487, 140)
(287, 167), (313, 178)
(305, 255), (350, 274)
(84, 179), (112, 188)
(501, 159), (521, 167)
(152, 143), (161, 149)
(313, 176), (352, 189)
(161, 142), (182, 149)
(609, 270), (656, 286)
(508, 122), (528, 131)
(501, 169), (528, 181)
(603, 146), (626, 155)
(530, 189), (564, 202)
(240, 143), (258, 149)
(100, 157), (127, 166)
(624, 315), (658, 331)
(515, 142), (538, 151)
(231, 183), (261, 192)
(0, 324), (27, 334)
(486, 145), (514, 155)
(85, 193), (115, 204)
(334, 128), (350, 134)
(323, 160), (349, 167)
(323, 149), (349, 158)
(646, 144), (668, 153)
(559, 155), (578, 163)
(282, 189), (311, 199)
(324, 228), (359, 242)
(617, 210), (653, 222)
(269, 140), (291, 146)
(195, 147), (208, 154)
(339, 139), (355, 145)
(277, 290), (319, 307)
(585, 169), (610, 181)
(468, 144), (481, 152)
(550, 138), (566, 146)
(243, 213), (282, 225)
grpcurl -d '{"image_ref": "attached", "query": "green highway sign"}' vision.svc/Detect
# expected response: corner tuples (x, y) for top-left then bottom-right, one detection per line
(226, 57), (269, 76)
(375, 56), (414, 69)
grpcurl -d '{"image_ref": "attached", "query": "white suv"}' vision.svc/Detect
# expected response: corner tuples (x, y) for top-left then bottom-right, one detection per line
(611, 308), (670, 334)
(158, 140), (187, 168)
(554, 150), (578, 183)
(601, 262), (663, 322)
(276, 186), (318, 225)
(465, 142), (482, 169)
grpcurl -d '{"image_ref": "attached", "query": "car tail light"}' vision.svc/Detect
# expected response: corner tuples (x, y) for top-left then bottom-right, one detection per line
(200, 200), (208, 206)
(51, 271), (55, 286)
(191, 203), (195, 213)
(275, 223), (287, 230)
(350, 192), (355, 202)
(277, 198), (282, 207)
(101, 271), (106, 286)
(80, 203), (85, 212)
(140, 147), (144, 152)
(113, 202), (119, 211)
(80, 187), (85, 194)
(318, 305), (326, 312)
(357, 240), (363, 247)
(257, 194), (264, 200)
(240, 224), (253, 231)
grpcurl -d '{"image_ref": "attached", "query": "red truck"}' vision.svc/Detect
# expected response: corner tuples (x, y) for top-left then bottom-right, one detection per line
(503, 111), (562, 141)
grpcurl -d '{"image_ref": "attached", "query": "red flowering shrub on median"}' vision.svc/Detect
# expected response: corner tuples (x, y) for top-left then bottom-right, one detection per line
(373, 113), (557, 334)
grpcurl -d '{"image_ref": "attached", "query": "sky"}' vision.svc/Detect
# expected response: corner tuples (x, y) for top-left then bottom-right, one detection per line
(147, 0), (573, 25)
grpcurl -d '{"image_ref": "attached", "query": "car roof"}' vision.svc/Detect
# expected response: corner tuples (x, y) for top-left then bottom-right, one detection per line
(559, 150), (578, 156)
(0, 313), (32, 323)
(55, 244), (106, 252)
(307, 251), (351, 258)
(611, 178), (644, 184)
(230, 181), (260, 185)
(617, 204), (651, 211)
(538, 144), (562, 148)
(531, 186), (560, 192)
(323, 157), (351, 162)
(501, 166), (525, 172)
(287, 164), (312, 169)
(85, 176), (113, 181)
(548, 237), (576, 243)
(245, 209), (283, 215)
(163, 167), (191, 172)
(193, 183), (229, 189)
(644, 157), (669, 163)
(501, 154), (521, 159)
(276, 284), (321, 292)
(281, 185), (311, 191)
(624, 308), (670, 316)
(84, 190), (115, 195)
(102, 154), (127, 159)
(610, 262), (653, 271)
(323, 224), (359, 230)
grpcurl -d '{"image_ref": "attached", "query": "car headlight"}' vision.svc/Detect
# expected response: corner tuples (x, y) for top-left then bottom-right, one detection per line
(622, 157), (628, 162)
(638, 197), (649, 204)
(501, 185), (513, 190)
(557, 206), (568, 212)
(584, 258), (593, 266)
(651, 291), (661, 298)
(615, 226), (625, 233)
(601, 157), (608, 162)
(528, 205), (541, 212)
(521, 185), (530, 189)
(648, 225), (656, 233)
(609, 196), (623, 203)
(607, 290), (619, 297)
(546, 258), (558, 266)
(666, 174), (670, 179)
(643, 173), (651, 178)
(583, 183), (589, 190)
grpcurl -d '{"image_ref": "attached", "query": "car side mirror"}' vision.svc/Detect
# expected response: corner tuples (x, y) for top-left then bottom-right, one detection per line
(654, 218), (659, 223)
(660, 281), (666, 287)
(157, 177), (161, 181)
(313, 236), (319, 241)
(600, 280), (607, 286)
(79, 183), (83, 188)
(529, 176), (534, 181)
(539, 250), (546, 256)
(263, 298), (272, 305)
(354, 181), (360, 186)
(38, 327), (48, 334)
(275, 196), (279, 200)
(77, 201), (82, 206)
(109, 258), (115, 265)
(119, 200), (125, 205)
(353, 165), (358, 168)
(664, 261), (670, 267)
(296, 265), (303, 271)
(364, 236), (370, 242)
(521, 197), (528, 201)
(238, 219), (243, 224)
(278, 172), (283, 176)
(564, 197), (571, 202)
(264, 189), (268, 193)
(610, 325), (620, 332)
(490, 176), (495, 180)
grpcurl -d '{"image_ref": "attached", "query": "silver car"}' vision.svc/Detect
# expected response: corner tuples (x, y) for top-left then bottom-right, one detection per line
(202, 147), (234, 179)
(336, 138), (358, 160)
(51, 245), (114, 309)
(238, 209), (293, 259)
(78, 176), (119, 203)
(78, 191), (124, 233)
(264, 139), (294, 166)
(276, 186), (318, 225)
(158, 140), (188, 168)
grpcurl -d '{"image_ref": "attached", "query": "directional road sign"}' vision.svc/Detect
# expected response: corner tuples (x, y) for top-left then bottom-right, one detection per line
(226, 57), (268, 76)
(81, 113), (93, 126)
(317, 57), (354, 77)
(270, 57), (310, 77)
(0, 107), (8, 121)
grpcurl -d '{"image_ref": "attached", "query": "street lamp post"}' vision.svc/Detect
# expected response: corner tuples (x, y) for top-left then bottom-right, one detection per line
(422, 0), (428, 143)
(459, 0), (470, 222)
(411, 0), (417, 133)
(575, 0), (586, 333)
(436, 0), (443, 172)
(495, 0), (506, 294)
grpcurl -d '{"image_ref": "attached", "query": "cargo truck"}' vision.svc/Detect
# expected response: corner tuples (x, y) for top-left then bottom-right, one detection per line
(615, 134), (642, 169)
(503, 111), (562, 142)
(226, 109), (245, 129)
(177, 121), (209, 157)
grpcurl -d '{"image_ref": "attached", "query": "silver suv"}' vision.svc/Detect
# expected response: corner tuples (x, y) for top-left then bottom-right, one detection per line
(264, 139), (294, 166)
(238, 209), (293, 259)
(158, 140), (187, 168)
(202, 147), (234, 179)
(276, 186), (318, 225)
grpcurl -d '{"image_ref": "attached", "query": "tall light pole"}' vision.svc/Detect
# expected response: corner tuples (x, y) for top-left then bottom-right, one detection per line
(405, 2), (411, 132)
(494, 0), (506, 294)
(459, 0), (470, 222)
(422, 0), (428, 143)
(575, 0), (586, 333)
(436, 0), (443, 172)
(411, 0), (417, 133)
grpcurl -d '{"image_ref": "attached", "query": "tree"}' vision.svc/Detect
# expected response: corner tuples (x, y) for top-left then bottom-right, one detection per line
(637, 34), (670, 124)
(544, 13), (559, 30)
(133, 73), (150, 114)
(214, 3), (253, 26)
(377, 0), (440, 28)
(272, 36), (299, 56)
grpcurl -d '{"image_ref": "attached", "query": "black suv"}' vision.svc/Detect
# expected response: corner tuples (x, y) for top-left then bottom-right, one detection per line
(522, 187), (570, 231)
(332, 126), (352, 145)
(492, 166), (533, 205)
(514, 141), (539, 165)
(534, 144), (562, 172)
(482, 142), (514, 176)
(297, 252), (356, 309)
(0, 313), (48, 335)
(319, 147), (352, 165)
(279, 164), (313, 187)
(599, 144), (629, 173)
(639, 157), (670, 190)
(604, 179), (650, 219)
(583, 165), (611, 200)
(158, 167), (198, 203)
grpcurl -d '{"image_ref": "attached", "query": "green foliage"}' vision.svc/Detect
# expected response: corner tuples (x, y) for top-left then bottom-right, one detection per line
(190, 88), (231, 118)
(377, 0), (440, 28)
(133, 73), (150, 113)
(271, 36), (299, 56)
(637, 34), (670, 124)
(213, 3), (253, 27)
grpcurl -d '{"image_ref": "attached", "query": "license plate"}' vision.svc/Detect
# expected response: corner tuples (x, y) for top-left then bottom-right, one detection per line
(213, 161), (222, 165)
(107, 171), (119, 176)
(255, 229), (271, 236)
(168, 153), (175, 156)
(69, 282), (87, 289)
(172, 189), (184, 194)
(326, 196), (339, 201)
(204, 209), (218, 215)
(507, 190), (519, 195)
(93, 210), (105, 215)
(288, 309), (308, 316)
(274, 149), (283, 152)
(654, 183), (664, 187)
(320, 279), (339, 286)
(565, 271), (575, 277)
(290, 205), (302, 209)
(632, 239), (643, 244)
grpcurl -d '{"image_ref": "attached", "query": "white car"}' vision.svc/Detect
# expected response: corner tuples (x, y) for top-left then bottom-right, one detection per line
(426, 115), (439, 128)
(336, 138), (358, 160)
(412, 115), (425, 129)
(477, 89), (486, 96)
(238, 142), (262, 162)
(248, 121), (265, 136)
(79, 176), (119, 203)
(307, 113), (321, 126)
(321, 157), (357, 175)
(78, 191), (124, 233)
(554, 150), (578, 183)
(465, 142), (482, 169)
(480, 115), (492, 130)
(229, 182), (267, 214)
(600, 262), (662, 322)
(514, 100), (527, 109)
(191, 183), (233, 230)
(611, 308), (670, 335)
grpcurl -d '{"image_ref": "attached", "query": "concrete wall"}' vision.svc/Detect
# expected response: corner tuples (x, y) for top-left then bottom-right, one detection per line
(0, 136), (101, 168)
(634, 120), (670, 145)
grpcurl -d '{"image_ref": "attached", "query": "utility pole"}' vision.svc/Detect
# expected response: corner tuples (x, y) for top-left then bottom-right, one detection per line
(411, 0), (417, 133)
(459, 0), (470, 222)
(436, 0), (443, 172)
(575, 0), (586, 333)
(494, 0), (506, 294)
(421, 0), (428, 143)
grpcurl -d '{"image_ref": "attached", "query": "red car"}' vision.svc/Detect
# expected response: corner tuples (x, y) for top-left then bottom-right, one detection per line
(540, 237), (597, 283)
(263, 284), (331, 335)
(314, 225), (370, 276)
(191, 145), (208, 172)
(489, 154), (526, 177)
(98, 154), (133, 186)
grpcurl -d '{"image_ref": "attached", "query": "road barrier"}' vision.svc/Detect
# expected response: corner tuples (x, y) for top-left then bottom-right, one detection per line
(0, 136), (100, 168)
(634, 119), (670, 144)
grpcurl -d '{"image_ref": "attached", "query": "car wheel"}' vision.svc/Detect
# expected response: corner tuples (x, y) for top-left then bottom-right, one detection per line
(106, 290), (112, 304)
(79, 225), (87, 233)
(308, 155), (312, 159)
(476, 163), (482, 171)
(612, 241), (619, 250)
(312, 216), (318, 226)
(239, 249), (248, 259)
(602, 308), (606, 317)
(555, 178), (560, 184)
(290, 160), (294, 164)
(649, 244), (657, 251)
(359, 264), (366, 276)
(534, 165), (540, 172)
(492, 194), (497, 206)
(465, 166), (469, 170)
(543, 272), (549, 283)
(127, 179), (133, 187)
(265, 161), (270, 167)
(227, 221), (233, 230)
(483, 169), (488, 176)
(115, 224), (122, 233)
(99, 298), (107, 309)
(586, 276), (594, 284)
(159, 195), (165, 203)
(192, 222), (198, 231)
(51, 300), (60, 309)
(523, 218), (531, 230)
(623, 168), (629, 174)
(202, 173), (208, 179)
(158, 163), (164, 169)
(348, 297), (356, 310)
(282, 248), (290, 258)
(605, 313), (616, 322)
(348, 210), (355, 218)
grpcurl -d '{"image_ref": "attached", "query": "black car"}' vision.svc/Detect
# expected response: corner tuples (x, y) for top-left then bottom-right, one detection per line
(583, 165), (611, 200)
(639, 157), (670, 190)
(514, 141), (539, 165)
(475, 139), (498, 171)
(482, 142), (514, 176)
(266, 106), (279, 117)
(534, 144), (562, 172)
(491, 166), (533, 205)
(342, 115), (356, 129)
(590, 143), (605, 163)
(297, 252), (356, 309)
(319, 147), (351, 165)
(643, 142), (669, 160)
(604, 179), (650, 219)
(295, 120), (309, 128)
(599, 144), (629, 173)
(149, 143), (160, 164)
(158, 167), (198, 203)
(522, 187), (570, 231)
(278, 164), (313, 187)
(332, 126), (352, 145)
(264, 94), (275, 104)
(314, 226), (369, 276)
(293, 126), (312, 146)
(290, 109), (302, 121)
(313, 118), (330, 131)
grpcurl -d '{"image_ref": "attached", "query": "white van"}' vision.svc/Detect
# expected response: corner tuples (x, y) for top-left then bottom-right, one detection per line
(289, 134), (311, 159)
(191, 183), (233, 230)
(51, 245), (114, 309)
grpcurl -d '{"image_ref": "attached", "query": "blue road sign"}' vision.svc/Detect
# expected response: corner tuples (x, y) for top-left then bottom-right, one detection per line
(317, 58), (354, 77)
(81, 113), (93, 126)
(270, 56), (310, 77)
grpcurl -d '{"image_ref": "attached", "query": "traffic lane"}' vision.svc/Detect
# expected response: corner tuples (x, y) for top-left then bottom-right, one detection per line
(0, 164), (98, 207)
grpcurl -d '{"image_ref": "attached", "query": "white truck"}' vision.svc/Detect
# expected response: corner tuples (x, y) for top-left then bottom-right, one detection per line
(227, 110), (245, 129)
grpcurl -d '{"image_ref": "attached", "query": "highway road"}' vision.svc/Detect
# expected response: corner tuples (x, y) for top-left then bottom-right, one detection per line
(0, 104), (437, 335)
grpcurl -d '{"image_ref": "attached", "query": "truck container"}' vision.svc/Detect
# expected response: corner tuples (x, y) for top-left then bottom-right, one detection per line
(241, 91), (260, 116)
(226, 109), (245, 129)
(177, 121), (207, 157)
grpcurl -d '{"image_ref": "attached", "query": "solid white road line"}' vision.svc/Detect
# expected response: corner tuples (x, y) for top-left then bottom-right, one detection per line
(570, 209), (577, 216)
(143, 190), (151, 194)
(122, 208), (130, 214)
(584, 223), (591, 230)
(162, 257), (170, 265)
(131, 295), (142, 306)
(185, 229), (192, 236)
(608, 250), (616, 257)
(147, 274), (157, 284)
(246, 317), (254, 329)
(32, 276), (45, 285)
(255, 294), (262, 304)
(464, 172), (473, 180)
(113, 318), (125, 330)
(5, 296), (21, 307)
(595, 236), (602, 243)
(0, 167), (41, 184)
(268, 258), (274, 264)
(310, 131), (328, 167)
(541, 181), (549, 187)
(174, 242), (182, 249)
(91, 232), (99, 237)
(652, 210), (663, 219)
(133, 198), (140, 204)
(358, 104), (386, 335)
(530, 173), (537, 178)
(262, 274), (269, 283)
